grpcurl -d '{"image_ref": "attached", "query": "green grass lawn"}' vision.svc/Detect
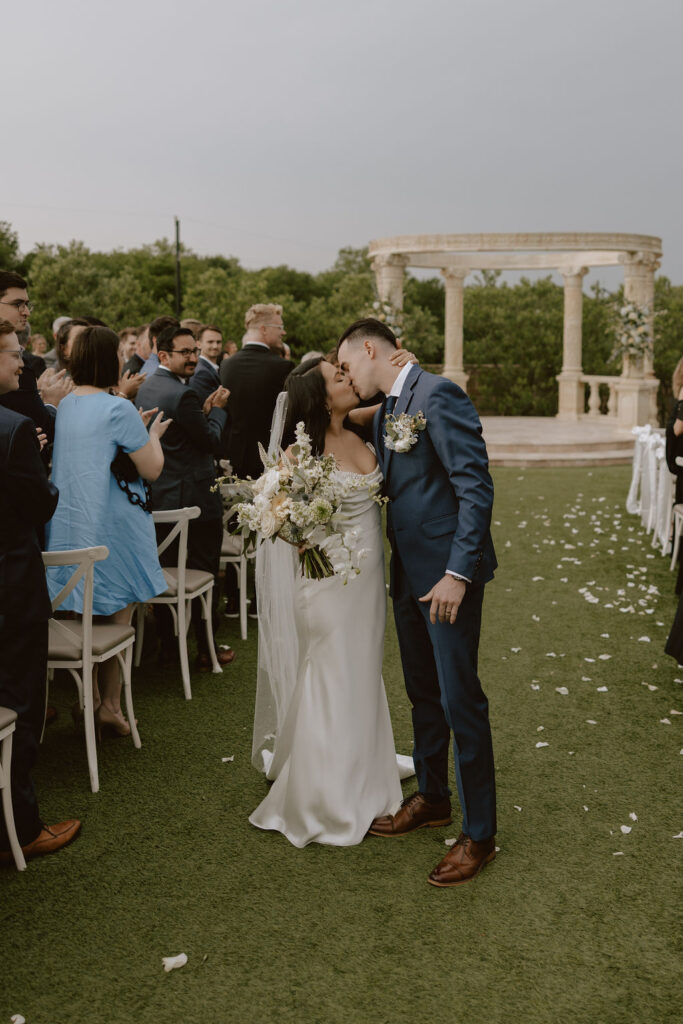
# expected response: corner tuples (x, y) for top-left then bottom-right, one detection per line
(2, 466), (681, 1024)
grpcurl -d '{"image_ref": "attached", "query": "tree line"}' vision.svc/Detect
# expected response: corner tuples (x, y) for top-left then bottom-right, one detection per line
(2, 221), (681, 420)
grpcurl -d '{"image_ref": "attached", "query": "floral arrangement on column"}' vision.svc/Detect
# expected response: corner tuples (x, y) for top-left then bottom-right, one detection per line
(609, 301), (654, 364)
(368, 300), (404, 340)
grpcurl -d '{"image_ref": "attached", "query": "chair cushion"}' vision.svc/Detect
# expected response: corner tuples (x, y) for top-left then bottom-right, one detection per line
(0, 706), (18, 731)
(155, 567), (214, 598)
(48, 622), (135, 661)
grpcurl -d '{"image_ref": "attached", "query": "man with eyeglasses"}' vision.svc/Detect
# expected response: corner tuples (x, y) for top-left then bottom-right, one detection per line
(0, 271), (71, 441)
(219, 303), (293, 480)
(136, 325), (236, 671)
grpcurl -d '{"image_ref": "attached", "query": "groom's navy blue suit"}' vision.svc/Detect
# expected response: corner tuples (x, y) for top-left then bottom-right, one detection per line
(373, 364), (497, 842)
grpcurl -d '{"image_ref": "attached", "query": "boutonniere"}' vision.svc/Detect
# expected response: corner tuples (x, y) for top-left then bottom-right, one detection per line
(384, 411), (427, 452)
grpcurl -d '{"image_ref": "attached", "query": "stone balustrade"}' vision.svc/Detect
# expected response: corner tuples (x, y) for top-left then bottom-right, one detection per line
(580, 374), (620, 417)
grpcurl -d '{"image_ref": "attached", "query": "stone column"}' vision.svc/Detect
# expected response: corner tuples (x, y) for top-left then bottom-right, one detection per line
(441, 268), (469, 390)
(621, 251), (661, 379)
(614, 251), (662, 426)
(556, 265), (588, 420)
(371, 254), (407, 310)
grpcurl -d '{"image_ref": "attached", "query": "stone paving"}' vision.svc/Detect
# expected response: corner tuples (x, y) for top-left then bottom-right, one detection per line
(481, 417), (637, 467)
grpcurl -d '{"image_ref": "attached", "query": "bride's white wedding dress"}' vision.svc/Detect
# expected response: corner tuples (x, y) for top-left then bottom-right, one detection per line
(249, 460), (404, 847)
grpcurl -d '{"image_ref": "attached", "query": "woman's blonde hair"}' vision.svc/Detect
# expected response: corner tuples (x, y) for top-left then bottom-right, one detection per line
(672, 356), (683, 396)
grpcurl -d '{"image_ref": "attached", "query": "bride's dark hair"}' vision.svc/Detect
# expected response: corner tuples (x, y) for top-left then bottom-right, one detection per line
(283, 356), (328, 455)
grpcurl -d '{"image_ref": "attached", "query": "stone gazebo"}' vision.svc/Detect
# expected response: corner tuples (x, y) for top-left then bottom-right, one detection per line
(368, 233), (662, 429)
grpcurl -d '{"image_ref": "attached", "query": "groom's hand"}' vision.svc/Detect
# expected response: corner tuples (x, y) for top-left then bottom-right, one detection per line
(419, 575), (466, 625)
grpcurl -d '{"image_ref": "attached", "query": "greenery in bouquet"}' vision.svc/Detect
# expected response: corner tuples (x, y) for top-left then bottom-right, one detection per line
(216, 422), (369, 582)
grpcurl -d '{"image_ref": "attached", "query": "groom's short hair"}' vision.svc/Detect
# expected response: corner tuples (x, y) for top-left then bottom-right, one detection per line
(336, 317), (398, 353)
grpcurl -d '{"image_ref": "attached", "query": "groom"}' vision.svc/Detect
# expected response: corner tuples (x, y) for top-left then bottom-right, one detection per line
(338, 318), (497, 887)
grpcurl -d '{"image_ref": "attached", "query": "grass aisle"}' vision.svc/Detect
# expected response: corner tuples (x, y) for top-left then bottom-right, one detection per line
(2, 466), (681, 1024)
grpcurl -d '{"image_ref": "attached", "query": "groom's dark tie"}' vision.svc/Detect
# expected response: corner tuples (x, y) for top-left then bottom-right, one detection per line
(384, 394), (398, 418)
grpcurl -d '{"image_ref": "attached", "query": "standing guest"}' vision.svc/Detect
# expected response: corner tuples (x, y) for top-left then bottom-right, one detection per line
(180, 318), (202, 337)
(118, 327), (138, 364)
(223, 340), (238, 359)
(55, 317), (90, 374)
(0, 271), (70, 441)
(136, 325), (236, 670)
(189, 324), (223, 405)
(43, 315), (71, 369)
(139, 315), (179, 378)
(0, 318), (81, 864)
(122, 323), (150, 376)
(30, 333), (48, 356)
(46, 326), (170, 735)
(219, 303), (293, 479)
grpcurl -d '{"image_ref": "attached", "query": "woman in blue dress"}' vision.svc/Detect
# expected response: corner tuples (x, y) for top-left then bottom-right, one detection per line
(47, 326), (170, 736)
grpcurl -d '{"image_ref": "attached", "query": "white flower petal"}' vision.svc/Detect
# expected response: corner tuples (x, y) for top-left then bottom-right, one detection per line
(637, 636), (651, 643)
(660, 718), (672, 725)
(536, 741), (549, 748)
(600, 633), (610, 638)
(11, 1016), (26, 1024)
(583, 806), (589, 811)
(537, 725), (545, 731)
(670, 709), (682, 715)
(598, 654), (611, 661)
(555, 687), (569, 695)
(444, 837), (458, 847)
(162, 954), (188, 973)
(532, 576), (544, 581)
(597, 686), (608, 692)
(531, 683), (540, 690)
(673, 832), (683, 839)
(221, 756), (235, 763)
(629, 813), (638, 821)
(613, 851), (624, 856)
(510, 647), (521, 653)
(620, 825), (632, 834)
(586, 720), (597, 725)
(514, 805), (522, 812)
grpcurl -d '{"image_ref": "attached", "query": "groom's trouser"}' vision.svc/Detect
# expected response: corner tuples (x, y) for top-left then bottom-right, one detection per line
(392, 556), (496, 842)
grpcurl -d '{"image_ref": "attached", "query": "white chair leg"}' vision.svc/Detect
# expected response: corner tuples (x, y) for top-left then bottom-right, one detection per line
(82, 667), (99, 794)
(1, 732), (26, 870)
(239, 556), (248, 641)
(177, 591), (192, 701)
(671, 516), (682, 571)
(134, 603), (145, 668)
(40, 668), (51, 745)
(201, 585), (222, 674)
(118, 648), (141, 749)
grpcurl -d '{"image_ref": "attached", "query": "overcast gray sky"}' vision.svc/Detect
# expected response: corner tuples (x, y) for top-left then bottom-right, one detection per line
(5, 0), (682, 287)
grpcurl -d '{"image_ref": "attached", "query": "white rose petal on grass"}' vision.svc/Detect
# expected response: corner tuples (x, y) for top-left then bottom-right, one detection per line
(221, 756), (235, 763)
(583, 805), (589, 811)
(584, 658), (596, 663)
(660, 718), (672, 725)
(555, 687), (569, 695)
(671, 709), (682, 716)
(673, 832), (683, 839)
(536, 741), (549, 748)
(637, 636), (651, 643)
(600, 633), (610, 638)
(620, 825), (632, 834)
(532, 614), (540, 622)
(546, 652), (557, 658)
(598, 654), (612, 661)
(444, 837), (458, 847)
(613, 851), (625, 856)
(11, 1016), (26, 1024)
(629, 813), (638, 821)
(597, 686), (609, 692)
(582, 676), (592, 682)
(162, 954), (188, 973)
(532, 576), (544, 581)
(514, 805), (522, 812)
(510, 647), (521, 653)
(531, 683), (540, 691)
(586, 720), (597, 725)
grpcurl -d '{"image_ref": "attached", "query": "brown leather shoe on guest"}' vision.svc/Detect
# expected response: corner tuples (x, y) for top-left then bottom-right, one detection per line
(195, 647), (236, 671)
(427, 833), (496, 887)
(0, 820), (81, 866)
(368, 792), (452, 837)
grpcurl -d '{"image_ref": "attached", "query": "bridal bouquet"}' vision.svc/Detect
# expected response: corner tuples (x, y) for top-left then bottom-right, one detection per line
(216, 422), (368, 582)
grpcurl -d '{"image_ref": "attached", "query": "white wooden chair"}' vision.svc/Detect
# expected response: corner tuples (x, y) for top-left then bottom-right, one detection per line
(0, 707), (26, 870)
(43, 546), (139, 794)
(626, 424), (650, 515)
(134, 507), (222, 700)
(220, 530), (249, 641)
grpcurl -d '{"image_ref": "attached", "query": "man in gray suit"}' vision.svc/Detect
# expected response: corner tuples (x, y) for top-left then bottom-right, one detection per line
(136, 325), (235, 670)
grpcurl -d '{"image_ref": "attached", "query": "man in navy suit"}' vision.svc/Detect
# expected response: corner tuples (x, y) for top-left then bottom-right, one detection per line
(189, 324), (224, 406)
(0, 318), (81, 863)
(338, 318), (497, 887)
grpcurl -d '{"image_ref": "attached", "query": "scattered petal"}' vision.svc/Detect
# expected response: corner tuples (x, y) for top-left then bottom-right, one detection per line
(532, 614), (540, 622)
(584, 658), (596, 663)
(532, 576), (544, 581)
(583, 805), (589, 811)
(510, 647), (521, 653)
(600, 633), (610, 638)
(536, 741), (549, 748)
(444, 837), (458, 847)
(597, 686), (608, 692)
(620, 825), (632, 834)
(555, 686), (569, 695)
(660, 718), (672, 725)
(162, 954), (188, 973)
(671, 709), (682, 716)
(11, 1016), (26, 1024)
(530, 683), (540, 691)
(546, 652), (557, 658)
(586, 720), (597, 725)
(221, 756), (235, 763)
(581, 676), (592, 682)
(613, 851), (624, 856)
(637, 636), (651, 643)
(568, 751), (575, 755)
(629, 813), (638, 821)
(536, 725), (545, 731)
(514, 805), (522, 812)
(598, 654), (612, 660)
(673, 832), (683, 839)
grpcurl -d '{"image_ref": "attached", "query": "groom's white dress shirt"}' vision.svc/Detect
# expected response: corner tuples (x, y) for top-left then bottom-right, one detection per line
(386, 361), (470, 583)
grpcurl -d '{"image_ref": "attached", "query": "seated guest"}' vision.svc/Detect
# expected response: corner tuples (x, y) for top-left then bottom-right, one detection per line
(139, 315), (179, 378)
(0, 318), (81, 863)
(46, 326), (170, 736)
(136, 325), (235, 670)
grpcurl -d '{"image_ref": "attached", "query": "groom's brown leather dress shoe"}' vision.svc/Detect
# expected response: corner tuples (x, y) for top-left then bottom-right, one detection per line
(427, 832), (496, 887)
(368, 792), (452, 837)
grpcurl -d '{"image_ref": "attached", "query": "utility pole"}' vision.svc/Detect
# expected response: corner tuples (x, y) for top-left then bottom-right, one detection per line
(174, 216), (182, 319)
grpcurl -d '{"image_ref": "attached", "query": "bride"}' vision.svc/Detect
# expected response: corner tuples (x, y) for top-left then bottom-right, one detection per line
(249, 355), (412, 847)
